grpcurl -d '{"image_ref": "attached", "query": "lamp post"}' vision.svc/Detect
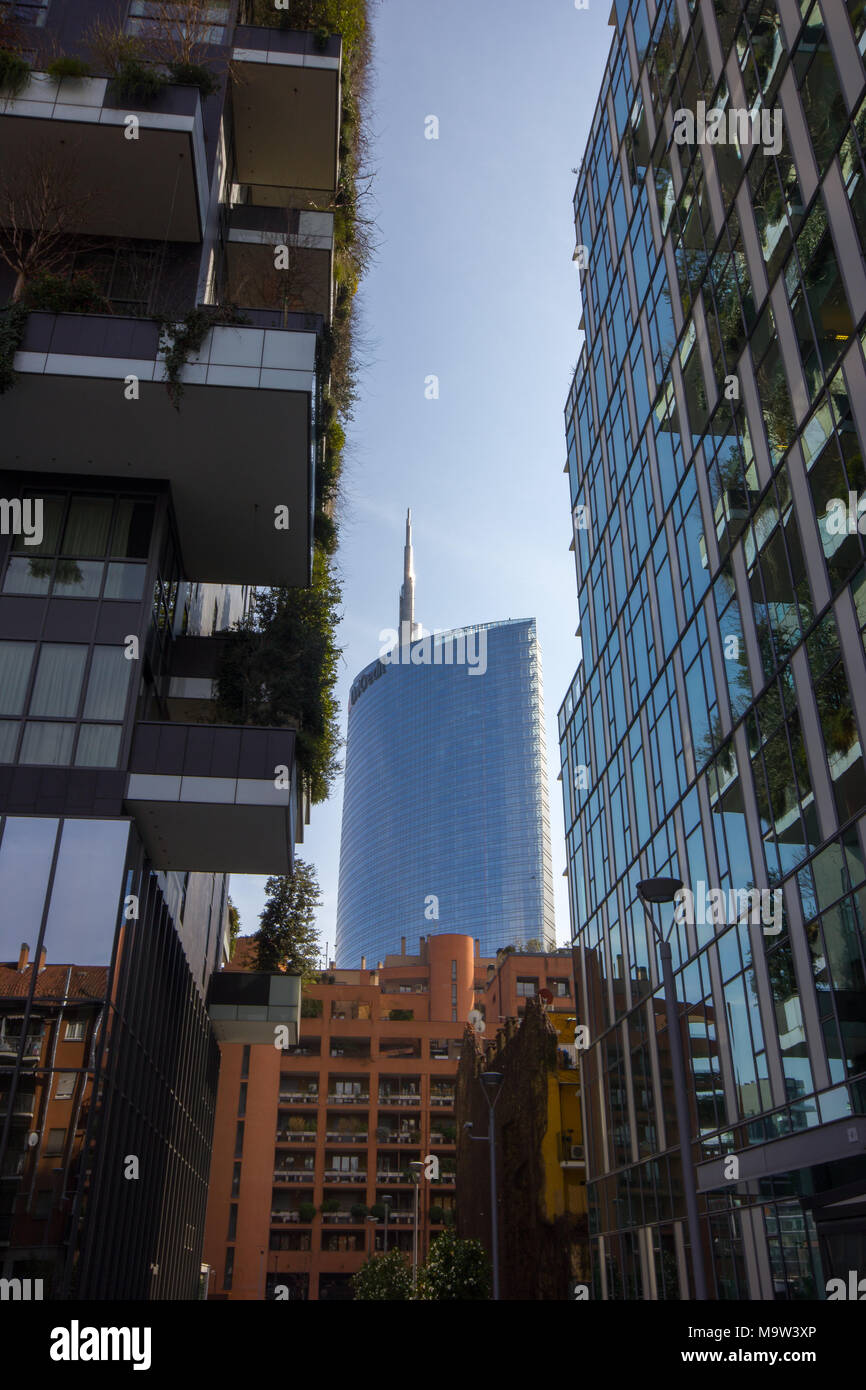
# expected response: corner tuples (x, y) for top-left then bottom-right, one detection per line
(366, 1213), (377, 1258)
(466, 1069), (502, 1300)
(637, 877), (708, 1300)
(409, 1159), (423, 1291)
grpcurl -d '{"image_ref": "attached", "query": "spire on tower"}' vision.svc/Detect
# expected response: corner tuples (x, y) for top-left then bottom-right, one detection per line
(399, 508), (421, 643)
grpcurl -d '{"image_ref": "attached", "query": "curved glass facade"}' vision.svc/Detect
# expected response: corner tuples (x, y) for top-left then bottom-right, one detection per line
(336, 618), (556, 966)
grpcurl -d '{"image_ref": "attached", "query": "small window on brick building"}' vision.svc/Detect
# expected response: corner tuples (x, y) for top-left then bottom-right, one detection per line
(516, 978), (538, 997)
(44, 1128), (65, 1156)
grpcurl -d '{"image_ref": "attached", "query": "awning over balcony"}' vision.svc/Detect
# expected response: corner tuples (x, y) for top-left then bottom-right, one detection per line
(125, 721), (296, 873)
(231, 28), (341, 205)
(208, 970), (301, 1046)
(0, 73), (207, 241)
(3, 309), (318, 586)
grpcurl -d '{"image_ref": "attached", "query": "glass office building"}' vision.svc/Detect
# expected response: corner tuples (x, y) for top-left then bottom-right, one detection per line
(337, 616), (556, 969)
(560, 0), (866, 1299)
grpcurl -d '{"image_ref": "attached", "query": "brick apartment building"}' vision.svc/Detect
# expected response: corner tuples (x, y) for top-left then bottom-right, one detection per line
(204, 933), (574, 1300)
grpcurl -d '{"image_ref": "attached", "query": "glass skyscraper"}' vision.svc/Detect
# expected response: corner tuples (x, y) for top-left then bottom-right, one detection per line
(337, 516), (556, 967)
(560, 0), (866, 1299)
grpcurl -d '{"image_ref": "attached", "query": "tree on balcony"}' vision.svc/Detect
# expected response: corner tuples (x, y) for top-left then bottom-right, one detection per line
(215, 559), (342, 803)
(253, 863), (321, 978)
(0, 152), (104, 301)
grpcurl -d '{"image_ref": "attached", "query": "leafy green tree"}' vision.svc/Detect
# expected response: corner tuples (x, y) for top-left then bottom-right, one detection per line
(416, 1229), (492, 1301)
(227, 897), (241, 959)
(351, 1249), (412, 1301)
(253, 863), (322, 978)
(215, 554), (343, 803)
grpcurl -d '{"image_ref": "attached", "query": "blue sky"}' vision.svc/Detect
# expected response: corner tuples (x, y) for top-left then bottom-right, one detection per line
(230, 0), (614, 957)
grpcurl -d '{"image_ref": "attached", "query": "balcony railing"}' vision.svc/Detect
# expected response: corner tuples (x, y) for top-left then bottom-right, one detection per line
(279, 1091), (319, 1104)
(327, 1094), (369, 1105)
(378, 1093), (420, 1106)
(323, 1172), (367, 1185)
(276, 1131), (316, 1143)
(325, 1132), (368, 1144)
(273, 1171), (312, 1183)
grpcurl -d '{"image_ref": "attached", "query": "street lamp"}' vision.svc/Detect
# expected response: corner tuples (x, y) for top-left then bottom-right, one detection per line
(365, 1213), (378, 1258)
(408, 1160), (424, 1291)
(467, 1069), (502, 1300)
(637, 877), (708, 1301)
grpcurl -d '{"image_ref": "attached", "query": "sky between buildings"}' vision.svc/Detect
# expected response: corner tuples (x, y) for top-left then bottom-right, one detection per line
(230, 0), (614, 958)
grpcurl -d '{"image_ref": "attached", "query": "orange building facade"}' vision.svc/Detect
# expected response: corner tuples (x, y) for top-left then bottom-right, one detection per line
(204, 935), (575, 1299)
(0, 945), (107, 1291)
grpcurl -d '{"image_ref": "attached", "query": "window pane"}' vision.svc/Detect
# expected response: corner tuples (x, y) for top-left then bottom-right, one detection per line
(83, 646), (131, 720)
(0, 722), (17, 761)
(44, 819), (130, 966)
(104, 562), (146, 600)
(20, 722), (75, 764)
(111, 501), (154, 559)
(2, 557), (51, 595)
(29, 645), (87, 717)
(10, 495), (64, 556)
(61, 498), (112, 557)
(75, 724), (122, 767)
(0, 817), (57, 946)
(53, 559), (104, 599)
(0, 641), (35, 715)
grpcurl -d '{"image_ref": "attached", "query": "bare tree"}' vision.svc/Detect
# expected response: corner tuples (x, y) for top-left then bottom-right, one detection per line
(0, 151), (99, 298)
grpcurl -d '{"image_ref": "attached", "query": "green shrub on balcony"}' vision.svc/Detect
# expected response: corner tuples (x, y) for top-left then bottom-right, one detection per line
(215, 556), (343, 803)
(20, 271), (112, 316)
(167, 60), (219, 96)
(46, 56), (92, 80)
(350, 1203), (368, 1222)
(320, 1197), (341, 1214)
(0, 49), (31, 95)
(298, 1201), (317, 1223)
(370, 1202), (387, 1220)
(388, 1009), (414, 1022)
(112, 56), (168, 102)
(428, 1205), (444, 1224)
(301, 996), (323, 1018)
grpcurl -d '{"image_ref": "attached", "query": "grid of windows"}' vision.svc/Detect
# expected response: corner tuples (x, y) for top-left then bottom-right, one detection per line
(337, 620), (556, 965)
(561, 0), (866, 1299)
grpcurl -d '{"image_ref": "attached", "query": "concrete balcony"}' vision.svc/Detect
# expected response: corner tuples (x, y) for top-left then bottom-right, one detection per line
(225, 204), (334, 319)
(0, 72), (207, 241)
(124, 720), (296, 873)
(3, 309), (319, 586)
(231, 27), (341, 206)
(207, 969), (301, 1046)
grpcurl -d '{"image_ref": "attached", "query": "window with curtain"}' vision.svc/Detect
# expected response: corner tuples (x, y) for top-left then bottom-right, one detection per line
(20, 722), (75, 765)
(83, 646), (132, 721)
(0, 642), (35, 715)
(29, 645), (87, 718)
(3, 492), (153, 600)
(61, 498), (113, 557)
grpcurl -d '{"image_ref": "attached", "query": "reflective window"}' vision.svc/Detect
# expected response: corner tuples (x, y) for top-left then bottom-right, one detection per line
(43, 820), (130, 966)
(0, 818), (57, 957)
